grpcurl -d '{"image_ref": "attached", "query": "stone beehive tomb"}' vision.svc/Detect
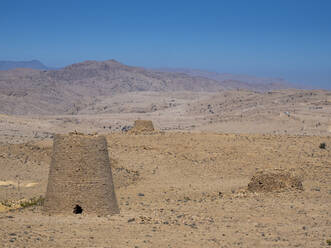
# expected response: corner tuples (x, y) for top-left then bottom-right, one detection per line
(44, 133), (119, 216)
(129, 120), (155, 134)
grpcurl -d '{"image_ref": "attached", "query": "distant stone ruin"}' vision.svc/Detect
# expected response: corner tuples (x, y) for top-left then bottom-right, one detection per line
(128, 120), (155, 134)
(43, 133), (119, 216)
(248, 169), (303, 193)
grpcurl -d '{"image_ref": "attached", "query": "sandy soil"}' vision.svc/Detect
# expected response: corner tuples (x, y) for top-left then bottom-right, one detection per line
(0, 132), (330, 247)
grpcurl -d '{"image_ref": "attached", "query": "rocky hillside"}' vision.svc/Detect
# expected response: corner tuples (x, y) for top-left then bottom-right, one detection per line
(186, 89), (331, 120)
(156, 68), (293, 91)
(0, 59), (312, 116)
(0, 60), (221, 115)
(182, 89), (331, 135)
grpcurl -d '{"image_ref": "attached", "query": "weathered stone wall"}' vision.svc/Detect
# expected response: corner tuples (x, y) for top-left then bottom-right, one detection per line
(44, 133), (119, 216)
(248, 169), (303, 193)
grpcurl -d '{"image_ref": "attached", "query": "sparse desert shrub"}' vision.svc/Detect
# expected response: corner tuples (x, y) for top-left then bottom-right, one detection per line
(327, 240), (331, 246)
(319, 142), (326, 149)
(1, 199), (13, 207)
(121, 125), (133, 132)
(1, 196), (44, 209)
(20, 196), (44, 208)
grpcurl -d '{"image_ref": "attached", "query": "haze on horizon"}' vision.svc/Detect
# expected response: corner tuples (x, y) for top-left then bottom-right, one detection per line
(1, 0), (330, 89)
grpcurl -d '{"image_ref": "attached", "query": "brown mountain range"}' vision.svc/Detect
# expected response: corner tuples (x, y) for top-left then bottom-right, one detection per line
(0, 60), (222, 115)
(0, 59), (293, 115)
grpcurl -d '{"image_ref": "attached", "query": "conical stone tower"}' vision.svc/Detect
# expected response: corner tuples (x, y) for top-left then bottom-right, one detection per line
(44, 133), (119, 216)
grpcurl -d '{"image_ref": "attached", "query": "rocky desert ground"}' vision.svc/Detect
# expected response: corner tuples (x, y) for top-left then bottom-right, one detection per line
(0, 60), (330, 247)
(0, 130), (330, 248)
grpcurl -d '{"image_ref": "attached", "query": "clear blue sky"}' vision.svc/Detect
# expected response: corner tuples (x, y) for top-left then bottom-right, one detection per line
(1, 0), (330, 89)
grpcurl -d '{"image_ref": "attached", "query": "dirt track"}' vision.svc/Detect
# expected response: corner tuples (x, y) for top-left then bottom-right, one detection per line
(0, 132), (330, 247)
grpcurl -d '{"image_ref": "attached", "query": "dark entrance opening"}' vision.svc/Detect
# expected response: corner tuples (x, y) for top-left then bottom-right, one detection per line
(73, 205), (83, 214)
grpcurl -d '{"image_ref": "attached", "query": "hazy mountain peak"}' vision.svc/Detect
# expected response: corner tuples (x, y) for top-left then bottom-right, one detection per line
(0, 60), (48, 70)
(62, 59), (130, 71)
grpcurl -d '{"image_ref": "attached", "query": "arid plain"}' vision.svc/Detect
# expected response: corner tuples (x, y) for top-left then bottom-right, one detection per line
(0, 61), (330, 247)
